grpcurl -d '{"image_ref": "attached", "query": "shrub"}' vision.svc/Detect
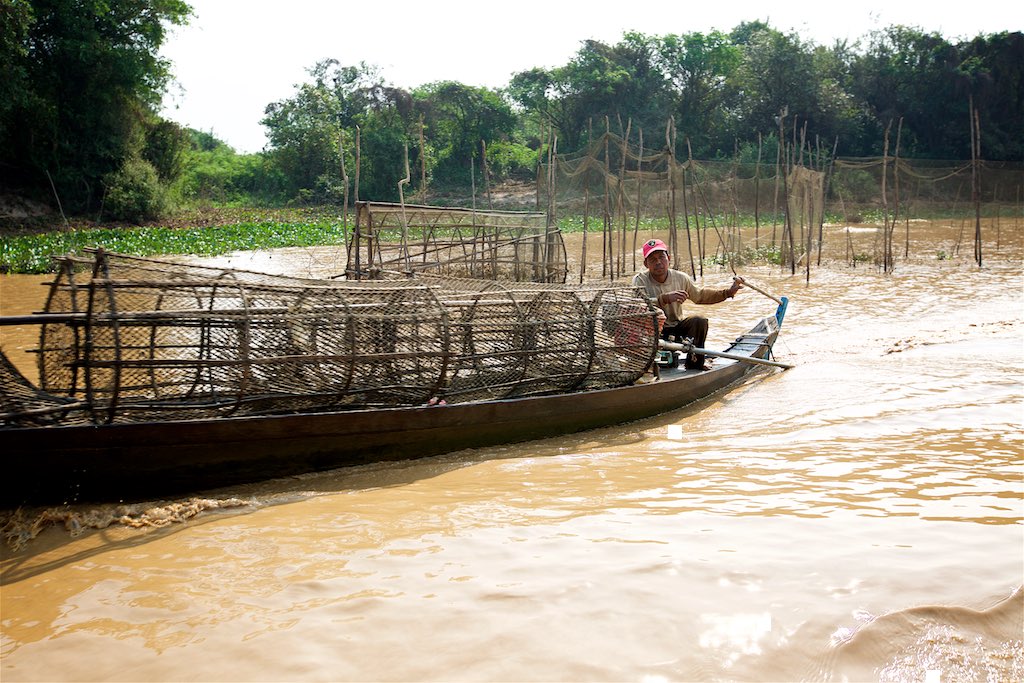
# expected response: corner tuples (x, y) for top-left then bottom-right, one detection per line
(486, 141), (537, 180)
(102, 157), (167, 222)
(831, 168), (878, 203)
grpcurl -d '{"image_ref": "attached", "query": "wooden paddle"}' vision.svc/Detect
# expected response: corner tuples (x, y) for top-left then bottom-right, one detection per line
(733, 276), (784, 306)
(658, 339), (794, 370)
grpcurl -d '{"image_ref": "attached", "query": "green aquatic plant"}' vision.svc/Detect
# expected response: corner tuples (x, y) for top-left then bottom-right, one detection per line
(0, 220), (347, 274)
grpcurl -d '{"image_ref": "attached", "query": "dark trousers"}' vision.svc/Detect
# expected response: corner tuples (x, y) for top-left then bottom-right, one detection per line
(662, 316), (709, 369)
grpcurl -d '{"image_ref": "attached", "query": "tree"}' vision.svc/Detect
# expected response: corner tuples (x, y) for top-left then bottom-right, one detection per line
(807, 40), (871, 156)
(0, 0), (192, 214)
(144, 118), (189, 182)
(413, 81), (517, 185)
(261, 60), (348, 200)
(261, 60), (415, 202)
(850, 26), (963, 157)
(0, 0), (33, 143)
(955, 32), (1024, 160)
(729, 25), (821, 148)
(654, 30), (742, 156)
(176, 129), (284, 204)
(508, 34), (672, 151)
(506, 66), (574, 143)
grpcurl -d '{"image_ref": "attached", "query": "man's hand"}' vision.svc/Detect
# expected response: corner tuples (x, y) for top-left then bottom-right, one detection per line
(727, 276), (744, 298)
(658, 290), (689, 305)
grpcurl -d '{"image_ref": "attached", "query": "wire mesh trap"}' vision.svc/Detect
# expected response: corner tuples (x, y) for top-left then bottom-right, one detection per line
(1, 250), (659, 427)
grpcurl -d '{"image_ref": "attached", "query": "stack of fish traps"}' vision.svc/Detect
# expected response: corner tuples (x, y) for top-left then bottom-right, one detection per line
(347, 202), (568, 283)
(2, 250), (659, 427)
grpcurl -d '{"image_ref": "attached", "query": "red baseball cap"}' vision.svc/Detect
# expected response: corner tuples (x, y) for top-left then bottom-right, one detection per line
(642, 239), (668, 260)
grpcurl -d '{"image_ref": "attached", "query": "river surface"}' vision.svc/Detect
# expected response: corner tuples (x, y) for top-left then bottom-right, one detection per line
(1, 221), (1022, 682)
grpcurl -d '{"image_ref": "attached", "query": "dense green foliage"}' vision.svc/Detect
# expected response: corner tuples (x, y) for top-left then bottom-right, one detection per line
(0, 1), (1020, 222)
(0, 0), (191, 218)
(258, 62), (529, 202)
(508, 24), (1022, 161)
(257, 24), (1021, 205)
(175, 130), (285, 204)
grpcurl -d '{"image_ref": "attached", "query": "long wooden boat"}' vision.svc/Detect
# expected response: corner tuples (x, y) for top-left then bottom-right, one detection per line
(1, 298), (787, 507)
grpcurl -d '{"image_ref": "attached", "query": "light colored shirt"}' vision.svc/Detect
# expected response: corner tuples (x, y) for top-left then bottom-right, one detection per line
(632, 269), (731, 324)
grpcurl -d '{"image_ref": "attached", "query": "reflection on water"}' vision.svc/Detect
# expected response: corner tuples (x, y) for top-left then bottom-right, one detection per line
(1, 223), (1022, 681)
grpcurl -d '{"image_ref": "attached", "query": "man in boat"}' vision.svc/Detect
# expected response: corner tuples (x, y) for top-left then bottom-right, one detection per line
(633, 238), (743, 370)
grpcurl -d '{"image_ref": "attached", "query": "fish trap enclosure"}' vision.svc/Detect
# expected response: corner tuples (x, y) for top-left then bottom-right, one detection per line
(346, 202), (567, 283)
(1, 250), (658, 427)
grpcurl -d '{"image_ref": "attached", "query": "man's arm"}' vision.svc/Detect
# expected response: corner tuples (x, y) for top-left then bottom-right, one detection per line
(690, 276), (743, 304)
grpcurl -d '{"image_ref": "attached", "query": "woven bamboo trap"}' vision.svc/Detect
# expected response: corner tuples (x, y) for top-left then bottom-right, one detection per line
(346, 202), (567, 283)
(1, 250), (658, 427)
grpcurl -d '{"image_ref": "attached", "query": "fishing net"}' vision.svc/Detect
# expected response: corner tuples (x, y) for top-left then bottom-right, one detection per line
(539, 130), (809, 278)
(1, 250), (658, 427)
(541, 127), (1022, 276)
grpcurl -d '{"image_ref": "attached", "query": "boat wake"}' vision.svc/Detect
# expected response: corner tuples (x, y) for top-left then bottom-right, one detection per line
(1, 496), (252, 551)
(822, 587), (1024, 681)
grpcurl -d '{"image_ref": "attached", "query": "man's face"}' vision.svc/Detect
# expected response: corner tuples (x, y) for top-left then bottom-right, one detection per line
(645, 250), (669, 281)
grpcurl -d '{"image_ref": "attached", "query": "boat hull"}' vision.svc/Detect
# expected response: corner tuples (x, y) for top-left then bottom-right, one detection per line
(2, 319), (780, 506)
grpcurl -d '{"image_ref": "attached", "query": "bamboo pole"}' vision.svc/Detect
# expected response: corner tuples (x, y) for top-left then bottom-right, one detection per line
(398, 144), (411, 272)
(971, 97), (983, 267)
(546, 134), (558, 282)
(675, 126), (695, 279)
(617, 119), (631, 278)
(665, 118), (678, 264)
(892, 117), (903, 267)
(603, 120), (612, 279)
(805, 170), (812, 284)
(581, 178), (589, 285)
(354, 126), (361, 205)
(819, 136), (838, 267)
(339, 130), (350, 258)
(773, 107), (786, 249)
(482, 139), (493, 211)
(686, 138), (703, 277)
(581, 118), (598, 282)
(419, 115), (427, 202)
(799, 121), (808, 259)
(755, 133), (762, 250)
(581, 119), (592, 284)
(731, 138), (740, 258)
(880, 120), (891, 272)
(353, 127), (362, 279)
(535, 125), (544, 212)
(782, 156), (794, 274)
(632, 127), (643, 273)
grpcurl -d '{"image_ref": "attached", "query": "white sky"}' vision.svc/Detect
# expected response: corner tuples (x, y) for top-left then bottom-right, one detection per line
(158, 0), (1022, 154)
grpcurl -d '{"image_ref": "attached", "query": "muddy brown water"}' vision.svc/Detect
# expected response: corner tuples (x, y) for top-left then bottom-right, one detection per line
(1, 220), (1022, 681)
